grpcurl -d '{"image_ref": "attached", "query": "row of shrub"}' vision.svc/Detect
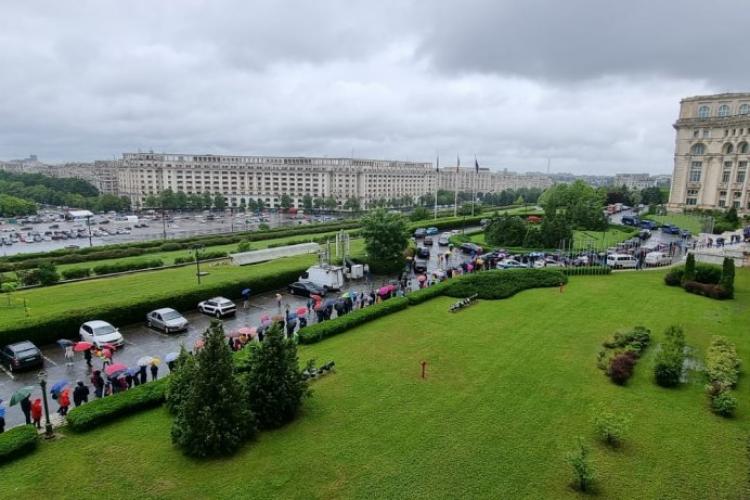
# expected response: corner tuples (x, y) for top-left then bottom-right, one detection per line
(0, 261), (309, 347)
(665, 255), (735, 300)
(67, 378), (168, 431)
(597, 326), (651, 385)
(705, 336), (741, 417)
(92, 259), (165, 276)
(298, 269), (567, 344)
(173, 251), (229, 265)
(0, 424), (38, 464)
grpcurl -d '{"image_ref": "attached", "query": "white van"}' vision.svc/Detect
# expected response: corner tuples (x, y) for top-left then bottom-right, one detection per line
(606, 253), (638, 269)
(300, 265), (345, 291)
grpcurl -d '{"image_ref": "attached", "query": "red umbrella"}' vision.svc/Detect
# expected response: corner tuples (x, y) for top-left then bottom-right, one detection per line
(194, 338), (205, 350)
(417, 274), (427, 282)
(105, 363), (128, 376)
(310, 294), (322, 303)
(296, 306), (308, 316)
(102, 349), (112, 359)
(73, 341), (93, 352)
(102, 343), (118, 351)
(237, 327), (255, 336)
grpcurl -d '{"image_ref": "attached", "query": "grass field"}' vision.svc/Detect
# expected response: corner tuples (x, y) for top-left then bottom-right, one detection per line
(467, 227), (633, 251)
(643, 214), (707, 234)
(2, 270), (748, 499)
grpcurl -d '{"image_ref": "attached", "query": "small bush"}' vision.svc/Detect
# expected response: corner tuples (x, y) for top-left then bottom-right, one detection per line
(173, 255), (195, 265)
(92, 259), (164, 276)
(67, 378), (168, 431)
(159, 242), (184, 252)
(682, 281), (731, 300)
(592, 406), (630, 447)
(0, 425), (38, 464)
(237, 241), (252, 252)
(705, 336), (741, 388)
(444, 269), (567, 300)
(61, 267), (91, 280)
(560, 266), (612, 276)
(664, 264), (722, 287)
(711, 390), (738, 417)
(602, 326), (651, 355)
(608, 352), (636, 385)
(683, 253), (696, 282)
(37, 262), (60, 286)
(653, 325), (686, 388)
(565, 438), (596, 492)
(720, 257), (735, 299)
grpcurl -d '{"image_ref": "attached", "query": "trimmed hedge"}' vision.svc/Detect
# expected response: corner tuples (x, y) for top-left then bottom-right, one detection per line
(664, 264), (722, 287)
(444, 269), (567, 300)
(67, 378), (168, 432)
(0, 262), (309, 346)
(61, 267), (91, 280)
(561, 266), (612, 276)
(298, 297), (409, 344)
(93, 258), (164, 275)
(405, 281), (452, 305)
(683, 281), (731, 300)
(0, 424), (38, 464)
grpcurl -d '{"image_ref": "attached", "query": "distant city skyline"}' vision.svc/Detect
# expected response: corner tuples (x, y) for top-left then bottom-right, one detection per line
(1, 1), (747, 174)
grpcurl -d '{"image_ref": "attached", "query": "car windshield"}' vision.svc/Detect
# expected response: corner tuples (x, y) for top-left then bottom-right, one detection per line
(15, 348), (38, 357)
(93, 325), (116, 336)
(162, 311), (182, 321)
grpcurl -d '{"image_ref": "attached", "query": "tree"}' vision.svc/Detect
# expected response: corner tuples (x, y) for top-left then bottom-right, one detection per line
(171, 320), (255, 457)
(324, 196), (338, 210)
(592, 406), (630, 447)
(0, 194), (37, 217)
(360, 209), (409, 263)
(654, 325), (686, 388)
(165, 346), (196, 414)
(240, 325), (309, 429)
(565, 438), (596, 492)
(280, 194), (293, 210)
(725, 206), (739, 225)
(187, 194), (204, 210)
(144, 195), (160, 209)
(343, 196), (360, 212)
(256, 198), (265, 212)
(721, 257), (735, 298)
(159, 189), (177, 210)
(36, 262), (60, 286)
(409, 206), (431, 221)
(214, 193), (226, 210)
(313, 197), (324, 210)
(683, 253), (696, 283)
(302, 194), (313, 211)
(174, 191), (188, 210)
(485, 215), (527, 247)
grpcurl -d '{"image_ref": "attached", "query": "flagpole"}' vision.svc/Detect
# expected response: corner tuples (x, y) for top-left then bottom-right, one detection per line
(434, 152), (439, 220)
(471, 155), (477, 217)
(453, 154), (459, 217)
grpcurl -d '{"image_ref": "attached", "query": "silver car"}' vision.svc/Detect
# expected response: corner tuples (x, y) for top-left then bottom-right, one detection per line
(146, 308), (189, 333)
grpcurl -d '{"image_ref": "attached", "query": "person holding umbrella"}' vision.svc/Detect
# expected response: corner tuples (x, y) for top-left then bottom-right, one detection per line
(20, 394), (32, 425)
(31, 399), (42, 429)
(73, 381), (89, 407)
(0, 398), (5, 433)
(90, 370), (104, 398)
(150, 360), (159, 381)
(9, 387), (34, 425)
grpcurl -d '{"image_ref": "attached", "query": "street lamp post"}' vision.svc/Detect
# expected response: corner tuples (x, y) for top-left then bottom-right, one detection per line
(37, 371), (54, 438)
(85, 215), (93, 248)
(194, 244), (204, 285)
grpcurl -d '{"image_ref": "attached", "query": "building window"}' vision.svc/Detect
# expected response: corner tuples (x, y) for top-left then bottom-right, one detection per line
(740, 104), (750, 115)
(689, 162), (702, 182)
(722, 169), (731, 183)
(739, 142), (749, 154)
(686, 198), (697, 206)
(718, 104), (730, 117)
(690, 143), (706, 155)
(723, 143), (734, 154)
(703, 129), (710, 138)
(698, 105), (710, 118)
(738, 170), (746, 183)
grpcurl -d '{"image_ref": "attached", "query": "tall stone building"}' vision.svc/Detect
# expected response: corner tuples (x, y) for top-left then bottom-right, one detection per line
(668, 93), (750, 213)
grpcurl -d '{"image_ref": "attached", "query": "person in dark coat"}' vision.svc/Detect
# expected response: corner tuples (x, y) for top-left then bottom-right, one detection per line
(73, 381), (90, 407)
(125, 373), (133, 389)
(20, 395), (32, 425)
(150, 363), (158, 381)
(84, 347), (93, 368)
(91, 370), (104, 398)
(139, 365), (148, 385)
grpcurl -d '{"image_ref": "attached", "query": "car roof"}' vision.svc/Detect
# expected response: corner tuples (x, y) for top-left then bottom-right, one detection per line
(8, 341), (37, 351)
(152, 307), (178, 314)
(83, 320), (114, 328)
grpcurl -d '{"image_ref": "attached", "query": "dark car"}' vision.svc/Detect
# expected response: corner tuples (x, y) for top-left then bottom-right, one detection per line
(424, 236), (434, 246)
(460, 242), (483, 254)
(288, 281), (327, 297)
(0, 341), (43, 373)
(621, 216), (639, 226)
(415, 247), (431, 259)
(639, 220), (658, 230)
(414, 228), (427, 238)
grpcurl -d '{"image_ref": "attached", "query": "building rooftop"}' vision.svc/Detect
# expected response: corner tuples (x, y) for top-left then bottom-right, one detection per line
(681, 93), (750, 103)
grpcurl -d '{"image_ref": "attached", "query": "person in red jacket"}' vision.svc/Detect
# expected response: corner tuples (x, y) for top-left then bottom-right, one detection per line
(58, 389), (70, 417)
(31, 399), (42, 429)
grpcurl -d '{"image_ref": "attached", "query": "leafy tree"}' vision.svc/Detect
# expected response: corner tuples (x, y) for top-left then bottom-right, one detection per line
(683, 253), (696, 283)
(324, 196), (338, 210)
(171, 321), (255, 457)
(592, 406), (630, 447)
(641, 186), (666, 205)
(485, 215), (527, 247)
(144, 195), (160, 209)
(256, 198), (265, 212)
(725, 206), (739, 225)
(188, 193), (204, 210)
(653, 325), (686, 388)
(360, 209), (409, 262)
(565, 438), (596, 492)
(280, 194), (293, 210)
(313, 197), (324, 209)
(238, 198), (246, 212)
(258, 223), (270, 231)
(214, 193), (226, 210)
(410, 206), (431, 221)
(165, 346), (196, 414)
(36, 262), (59, 286)
(174, 191), (188, 209)
(343, 196), (360, 212)
(202, 192), (213, 210)
(240, 325), (309, 429)
(0, 194), (37, 217)
(720, 257), (735, 298)
(302, 194), (313, 211)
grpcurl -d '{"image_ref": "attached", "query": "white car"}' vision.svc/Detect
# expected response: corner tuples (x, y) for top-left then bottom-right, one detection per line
(79, 320), (124, 348)
(197, 297), (237, 318)
(146, 308), (189, 333)
(606, 253), (638, 269)
(644, 251), (671, 267)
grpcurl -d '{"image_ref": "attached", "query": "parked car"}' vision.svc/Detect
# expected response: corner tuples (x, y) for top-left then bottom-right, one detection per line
(79, 320), (124, 348)
(0, 341), (43, 373)
(681, 229), (691, 238)
(438, 235), (450, 246)
(644, 251), (671, 266)
(459, 242), (483, 254)
(425, 227), (439, 235)
(606, 253), (638, 269)
(621, 216), (639, 226)
(496, 259), (526, 269)
(424, 235), (434, 246)
(288, 281), (327, 297)
(197, 297), (237, 318)
(661, 224), (677, 234)
(414, 228), (427, 238)
(639, 220), (658, 230)
(638, 229), (652, 240)
(146, 308), (189, 333)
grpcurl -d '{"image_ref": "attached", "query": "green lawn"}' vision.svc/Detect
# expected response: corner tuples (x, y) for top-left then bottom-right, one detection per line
(2, 270), (749, 499)
(644, 214), (707, 234)
(467, 227), (633, 251)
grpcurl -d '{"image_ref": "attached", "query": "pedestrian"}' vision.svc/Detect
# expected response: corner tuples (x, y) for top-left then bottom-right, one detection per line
(125, 372), (133, 389)
(150, 362), (159, 381)
(31, 399), (42, 429)
(84, 347), (93, 369)
(20, 394), (32, 425)
(167, 360), (176, 372)
(275, 293), (282, 311)
(91, 370), (104, 398)
(58, 388), (70, 417)
(73, 381), (90, 407)
(0, 398), (5, 434)
(363, 263), (370, 282)
(228, 336), (236, 351)
(64, 345), (75, 367)
(139, 365), (148, 385)
(242, 288), (251, 309)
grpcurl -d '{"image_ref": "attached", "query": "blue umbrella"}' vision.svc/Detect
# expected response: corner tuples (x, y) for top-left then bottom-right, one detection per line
(50, 380), (69, 394)
(56, 339), (74, 347)
(241, 288), (251, 296)
(127, 367), (141, 376)
(324, 299), (335, 308)
(164, 352), (179, 363)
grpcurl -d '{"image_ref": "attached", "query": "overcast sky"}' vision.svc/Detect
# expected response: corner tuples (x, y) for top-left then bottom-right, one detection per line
(0, 0), (747, 174)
